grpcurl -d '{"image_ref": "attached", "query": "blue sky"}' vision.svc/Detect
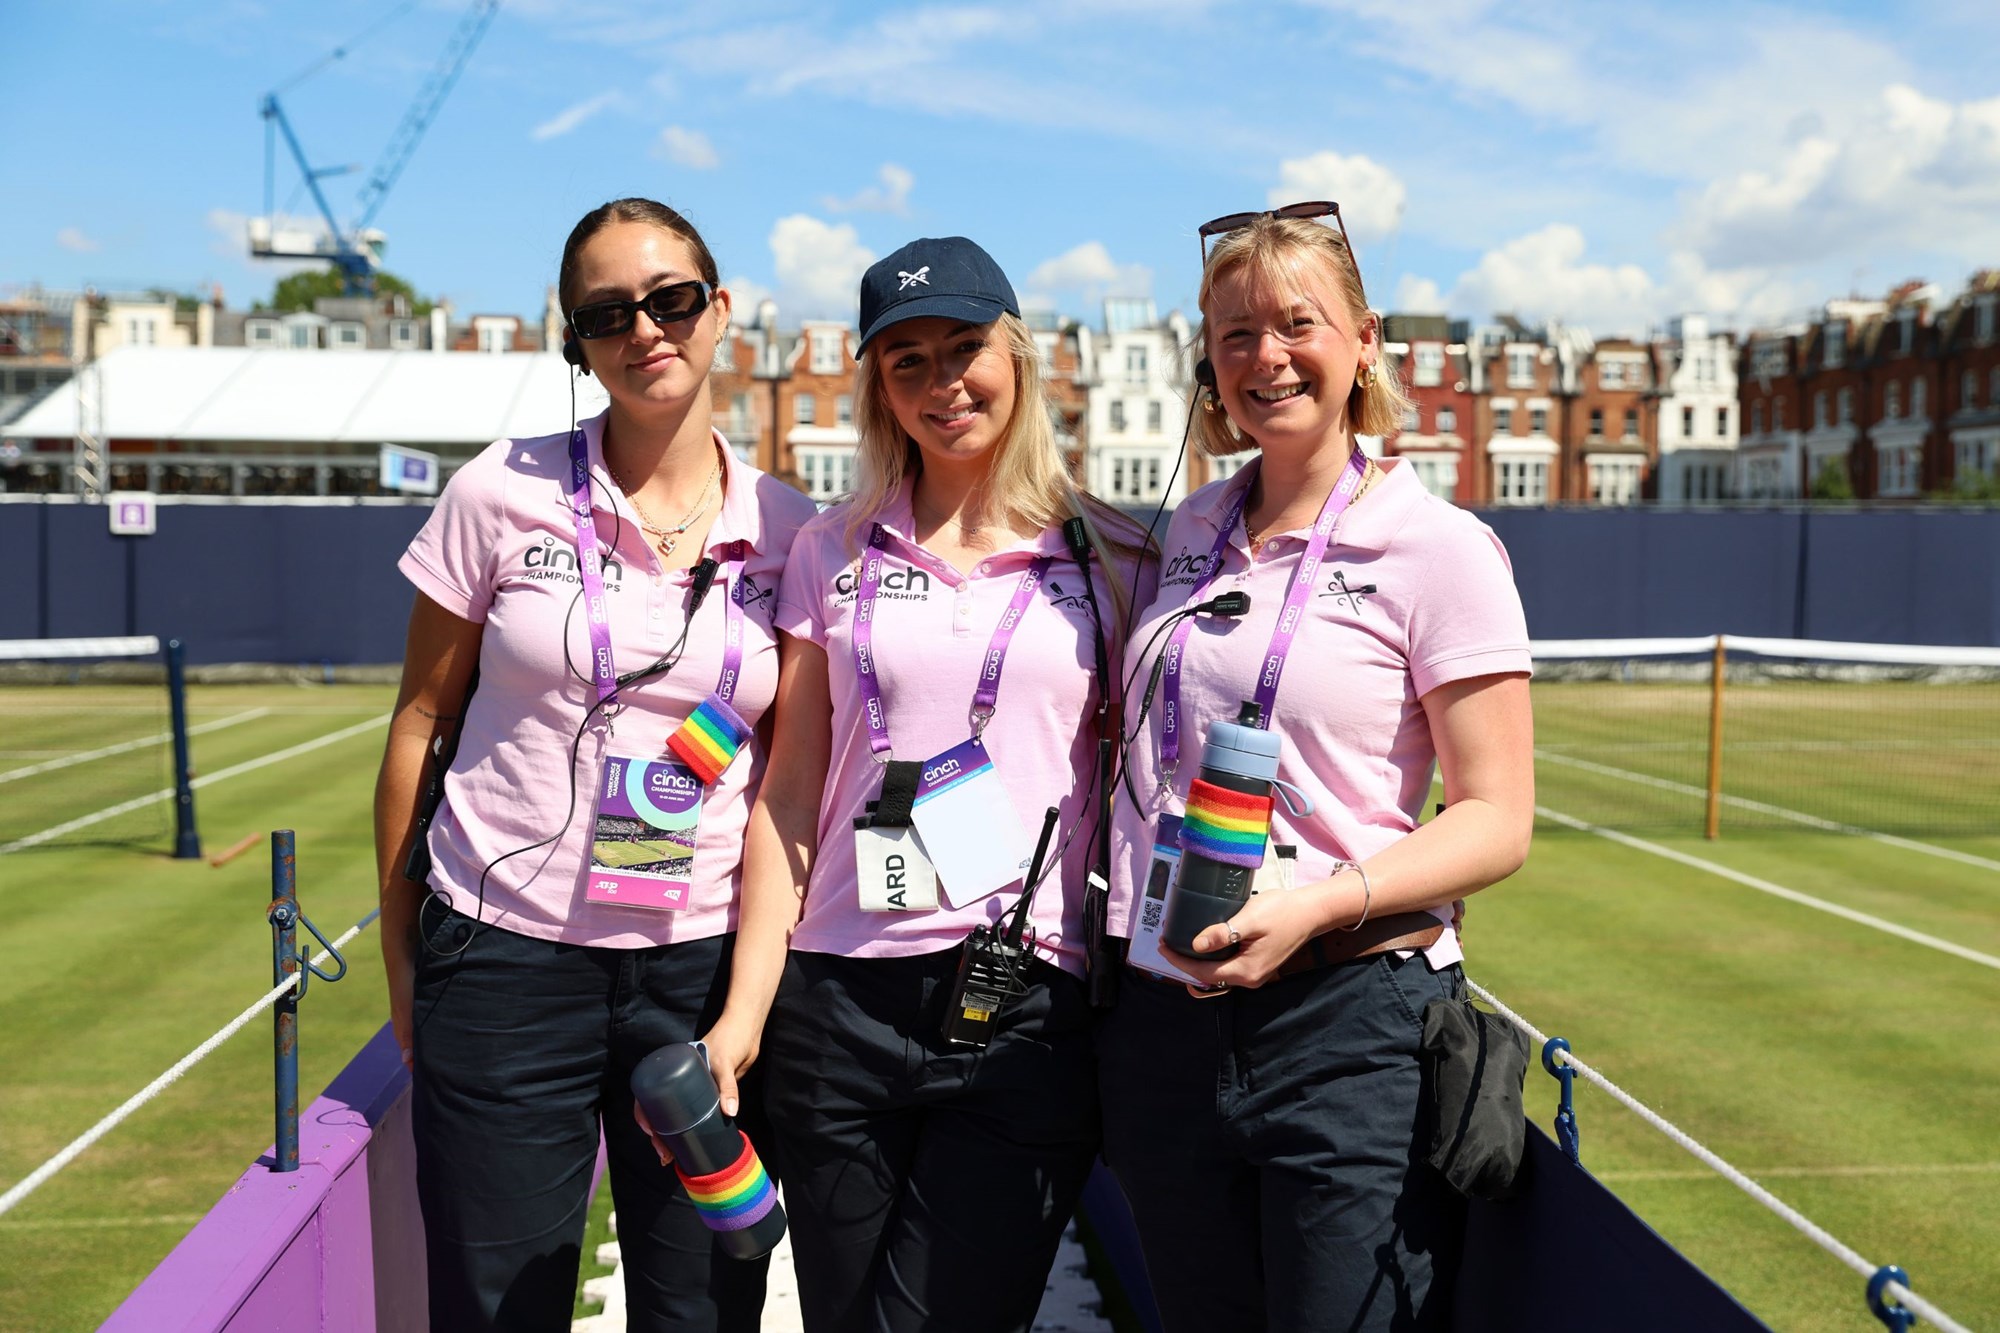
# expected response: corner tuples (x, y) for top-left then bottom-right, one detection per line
(8, 0), (2000, 338)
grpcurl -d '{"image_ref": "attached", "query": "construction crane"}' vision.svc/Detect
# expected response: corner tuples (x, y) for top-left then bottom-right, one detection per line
(250, 0), (500, 294)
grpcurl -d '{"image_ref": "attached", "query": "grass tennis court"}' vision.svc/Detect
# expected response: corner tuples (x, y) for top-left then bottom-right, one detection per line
(0, 679), (1995, 1331)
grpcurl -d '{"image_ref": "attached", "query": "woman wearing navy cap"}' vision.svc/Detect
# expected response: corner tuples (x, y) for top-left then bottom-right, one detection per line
(698, 236), (1152, 1332)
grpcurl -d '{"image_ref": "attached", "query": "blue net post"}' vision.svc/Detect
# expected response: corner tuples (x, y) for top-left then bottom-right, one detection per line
(269, 831), (301, 1173)
(1866, 1266), (1917, 1332)
(1542, 1036), (1580, 1164)
(166, 639), (201, 860)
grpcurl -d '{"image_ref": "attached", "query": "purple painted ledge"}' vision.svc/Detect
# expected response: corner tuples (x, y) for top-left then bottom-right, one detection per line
(104, 1024), (426, 1333)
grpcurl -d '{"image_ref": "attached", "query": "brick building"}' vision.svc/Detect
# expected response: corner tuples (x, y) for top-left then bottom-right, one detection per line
(1938, 272), (2000, 491)
(1381, 314), (1472, 502)
(1569, 336), (1653, 504)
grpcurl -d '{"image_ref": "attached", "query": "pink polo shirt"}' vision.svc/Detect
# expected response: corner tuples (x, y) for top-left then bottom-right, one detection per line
(1109, 458), (1531, 967)
(774, 490), (1143, 976)
(399, 411), (818, 948)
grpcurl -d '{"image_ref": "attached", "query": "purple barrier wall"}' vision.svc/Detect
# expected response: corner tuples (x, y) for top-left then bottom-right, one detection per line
(104, 1026), (425, 1333)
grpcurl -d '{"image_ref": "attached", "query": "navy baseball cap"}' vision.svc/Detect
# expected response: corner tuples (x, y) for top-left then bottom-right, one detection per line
(856, 236), (1020, 354)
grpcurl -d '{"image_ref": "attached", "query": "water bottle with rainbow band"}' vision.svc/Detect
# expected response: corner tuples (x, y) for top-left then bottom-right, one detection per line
(630, 1043), (787, 1260)
(1162, 700), (1289, 957)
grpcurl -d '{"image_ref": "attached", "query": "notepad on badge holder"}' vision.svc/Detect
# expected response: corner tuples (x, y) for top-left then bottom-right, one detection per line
(909, 736), (1031, 907)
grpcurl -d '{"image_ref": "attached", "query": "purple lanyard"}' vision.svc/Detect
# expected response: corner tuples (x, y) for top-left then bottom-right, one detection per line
(1157, 448), (1369, 777)
(566, 427), (619, 708)
(851, 521), (1053, 758)
(565, 428), (747, 709)
(715, 538), (748, 705)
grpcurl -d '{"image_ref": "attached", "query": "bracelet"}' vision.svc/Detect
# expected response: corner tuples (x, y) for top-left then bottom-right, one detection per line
(1335, 860), (1372, 933)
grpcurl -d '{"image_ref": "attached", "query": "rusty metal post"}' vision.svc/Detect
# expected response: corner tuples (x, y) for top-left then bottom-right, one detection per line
(269, 830), (300, 1173)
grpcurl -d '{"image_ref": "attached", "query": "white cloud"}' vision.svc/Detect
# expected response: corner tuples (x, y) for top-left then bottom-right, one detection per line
(1444, 225), (1659, 333)
(823, 164), (915, 215)
(1392, 275), (1446, 315)
(530, 92), (619, 142)
(1025, 242), (1153, 308)
(56, 226), (101, 254)
(1678, 84), (2000, 270)
(769, 215), (874, 319)
(1268, 152), (1407, 247)
(723, 274), (774, 322)
(655, 125), (720, 170)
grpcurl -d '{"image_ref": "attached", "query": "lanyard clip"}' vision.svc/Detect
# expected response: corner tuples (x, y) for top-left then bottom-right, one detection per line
(970, 704), (995, 740)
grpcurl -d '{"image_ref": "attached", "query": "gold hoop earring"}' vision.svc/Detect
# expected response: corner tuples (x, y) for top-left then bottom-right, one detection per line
(1356, 363), (1379, 390)
(1203, 388), (1220, 414)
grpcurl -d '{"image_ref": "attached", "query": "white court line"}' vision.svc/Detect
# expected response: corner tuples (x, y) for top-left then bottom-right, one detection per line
(1535, 803), (2000, 971)
(0, 709), (271, 785)
(1595, 1162), (2000, 1184)
(0, 1213), (206, 1231)
(1537, 749), (2000, 874)
(0, 714), (391, 856)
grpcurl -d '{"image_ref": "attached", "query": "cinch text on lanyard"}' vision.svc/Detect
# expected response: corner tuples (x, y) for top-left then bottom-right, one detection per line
(850, 522), (1053, 759)
(1157, 447), (1368, 777)
(564, 427), (746, 710)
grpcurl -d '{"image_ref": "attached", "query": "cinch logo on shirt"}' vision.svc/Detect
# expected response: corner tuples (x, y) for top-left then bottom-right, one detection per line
(1160, 550), (1213, 588)
(834, 566), (934, 604)
(521, 535), (625, 588)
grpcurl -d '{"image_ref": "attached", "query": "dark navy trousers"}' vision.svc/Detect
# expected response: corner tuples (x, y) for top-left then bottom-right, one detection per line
(761, 949), (1101, 1333)
(411, 906), (773, 1333)
(1098, 950), (1467, 1332)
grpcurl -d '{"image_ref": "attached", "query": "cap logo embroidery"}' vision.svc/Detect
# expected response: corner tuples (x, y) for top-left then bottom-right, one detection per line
(897, 266), (931, 291)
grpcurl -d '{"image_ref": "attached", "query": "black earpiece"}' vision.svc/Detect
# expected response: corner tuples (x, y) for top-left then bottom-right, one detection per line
(562, 328), (588, 372)
(1194, 357), (1215, 387)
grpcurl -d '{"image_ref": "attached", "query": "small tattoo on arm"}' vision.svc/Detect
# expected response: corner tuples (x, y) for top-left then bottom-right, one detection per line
(415, 706), (458, 722)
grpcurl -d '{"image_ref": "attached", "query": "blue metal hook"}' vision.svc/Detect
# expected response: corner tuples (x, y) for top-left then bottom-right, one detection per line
(1866, 1266), (1916, 1332)
(1542, 1036), (1580, 1164)
(297, 910), (348, 985)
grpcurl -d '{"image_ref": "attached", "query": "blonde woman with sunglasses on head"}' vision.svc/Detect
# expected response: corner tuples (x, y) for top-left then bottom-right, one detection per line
(1097, 203), (1535, 1331)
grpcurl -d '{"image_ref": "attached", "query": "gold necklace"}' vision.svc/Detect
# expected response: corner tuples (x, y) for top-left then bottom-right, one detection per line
(616, 451), (721, 559)
(1245, 458), (1378, 551)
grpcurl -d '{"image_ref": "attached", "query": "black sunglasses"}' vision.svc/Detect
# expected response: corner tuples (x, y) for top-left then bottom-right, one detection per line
(1198, 201), (1364, 299)
(569, 279), (713, 340)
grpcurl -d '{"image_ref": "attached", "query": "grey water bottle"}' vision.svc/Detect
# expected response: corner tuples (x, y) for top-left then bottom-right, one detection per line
(1161, 701), (1280, 957)
(630, 1044), (787, 1259)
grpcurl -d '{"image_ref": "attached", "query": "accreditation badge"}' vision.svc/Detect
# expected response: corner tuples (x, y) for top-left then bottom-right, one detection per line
(584, 752), (703, 910)
(1126, 814), (1198, 984)
(909, 736), (1033, 907)
(854, 822), (940, 912)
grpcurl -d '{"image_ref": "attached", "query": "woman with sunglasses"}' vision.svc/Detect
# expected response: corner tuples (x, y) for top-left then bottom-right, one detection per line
(1097, 204), (1534, 1331)
(697, 236), (1150, 1332)
(375, 197), (817, 1332)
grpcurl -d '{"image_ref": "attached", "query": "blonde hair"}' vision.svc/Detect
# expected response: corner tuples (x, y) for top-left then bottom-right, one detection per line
(1189, 215), (1409, 457)
(845, 311), (1151, 624)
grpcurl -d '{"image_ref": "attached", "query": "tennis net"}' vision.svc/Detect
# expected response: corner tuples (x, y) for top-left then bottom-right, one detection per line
(0, 637), (200, 855)
(1530, 635), (2000, 838)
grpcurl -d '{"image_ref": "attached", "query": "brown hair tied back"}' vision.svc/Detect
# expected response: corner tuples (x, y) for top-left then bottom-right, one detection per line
(557, 198), (721, 317)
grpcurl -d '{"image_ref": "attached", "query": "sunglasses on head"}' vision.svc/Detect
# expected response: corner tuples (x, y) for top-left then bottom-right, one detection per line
(1198, 201), (1364, 299)
(568, 279), (713, 340)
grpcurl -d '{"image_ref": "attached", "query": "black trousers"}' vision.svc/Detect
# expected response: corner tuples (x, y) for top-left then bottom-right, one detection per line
(761, 949), (1101, 1333)
(411, 906), (773, 1333)
(1098, 951), (1467, 1333)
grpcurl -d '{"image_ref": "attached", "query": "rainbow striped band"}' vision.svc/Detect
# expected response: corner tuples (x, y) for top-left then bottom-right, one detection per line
(667, 694), (752, 785)
(1179, 778), (1273, 868)
(677, 1130), (779, 1233)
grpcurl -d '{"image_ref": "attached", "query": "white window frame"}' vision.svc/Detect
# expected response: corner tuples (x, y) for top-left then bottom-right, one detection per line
(330, 321), (366, 350)
(1402, 404), (1421, 434)
(1587, 456), (1642, 506)
(1529, 406), (1548, 436)
(1885, 382), (1902, 420)
(1109, 399), (1127, 433)
(795, 446), (854, 502)
(1125, 345), (1148, 382)
(1493, 406), (1513, 435)
(810, 329), (843, 375)
(1147, 399), (1163, 433)
(1911, 378), (1926, 419)
(246, 319), (280, 348)
(1413, 344), (1445, 387)
(388, 318), (417, 350)
(1507, 347), (1536, 389)
(289, 322), (317, 350)
(1824, 323), (1846, 367)
(793, 393), (817, 427)
(835, 394), (853, 428)
(1493, 456), (1549, 505)
(1878, 443), (1921, 498)
(1436, 406), (1457, 436)
(1962, 370), (1978, 410)
(1715, 405), (1730, 437)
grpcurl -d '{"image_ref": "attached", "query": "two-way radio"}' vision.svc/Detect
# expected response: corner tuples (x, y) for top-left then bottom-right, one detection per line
(943, 804), (1062, 1048)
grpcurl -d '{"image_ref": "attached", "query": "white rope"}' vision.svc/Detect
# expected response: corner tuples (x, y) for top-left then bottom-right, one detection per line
(1466, 979), (1973, 1333)
(0, 908), (380, 1219)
